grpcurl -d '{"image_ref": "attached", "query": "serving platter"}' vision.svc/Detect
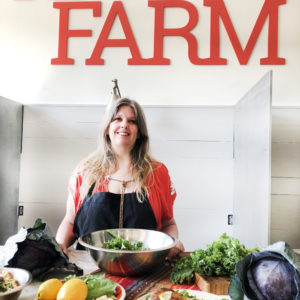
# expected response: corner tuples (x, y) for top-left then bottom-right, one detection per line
(137, 289), (230, 300)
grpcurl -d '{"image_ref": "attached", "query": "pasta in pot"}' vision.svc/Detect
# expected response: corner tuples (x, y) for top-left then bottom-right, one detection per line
(0, 269), (19, 293)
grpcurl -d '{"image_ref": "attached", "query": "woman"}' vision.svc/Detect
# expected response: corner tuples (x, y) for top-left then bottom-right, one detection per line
(56, 98), (184, 257)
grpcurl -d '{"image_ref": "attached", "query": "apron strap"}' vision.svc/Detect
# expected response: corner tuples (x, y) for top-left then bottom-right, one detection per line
(87, 182), (96, 197)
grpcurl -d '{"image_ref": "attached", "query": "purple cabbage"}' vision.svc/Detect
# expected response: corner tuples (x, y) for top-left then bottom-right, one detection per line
(229, 242), (300, 300)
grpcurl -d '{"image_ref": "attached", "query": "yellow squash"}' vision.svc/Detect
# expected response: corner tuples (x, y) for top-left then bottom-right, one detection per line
(36, 278), (63, 300)
(56, 277), (88, 300)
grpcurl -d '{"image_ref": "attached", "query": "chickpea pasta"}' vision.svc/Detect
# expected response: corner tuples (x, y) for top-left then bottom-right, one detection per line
(0, 269), (19, 293)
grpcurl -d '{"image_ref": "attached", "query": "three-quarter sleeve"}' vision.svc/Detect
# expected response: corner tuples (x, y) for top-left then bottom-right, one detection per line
(67, 166), (83, 214)
(147, 162), (177, 230)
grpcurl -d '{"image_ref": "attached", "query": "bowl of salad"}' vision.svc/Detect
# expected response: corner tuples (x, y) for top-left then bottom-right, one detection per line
(0, 267), (32, 300)
(79, 228), (177, 276)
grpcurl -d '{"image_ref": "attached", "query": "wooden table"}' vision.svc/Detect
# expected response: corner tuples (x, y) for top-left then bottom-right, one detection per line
(14, 248), (300, 299)
(19, 250), (99, 300)
(19, 250), (199, 300)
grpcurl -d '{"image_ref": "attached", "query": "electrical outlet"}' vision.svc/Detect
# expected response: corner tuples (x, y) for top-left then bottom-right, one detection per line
(228, 214), (233, 225)
(18, 205), (24, 216)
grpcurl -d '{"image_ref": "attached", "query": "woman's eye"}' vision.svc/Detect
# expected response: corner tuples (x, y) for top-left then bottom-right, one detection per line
(114, 117), (121, 121)
(129, 120), (137, 124)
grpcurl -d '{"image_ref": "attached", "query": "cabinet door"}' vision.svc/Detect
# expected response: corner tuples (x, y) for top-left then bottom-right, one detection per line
(0, 96), (23, 244)
(233, 72), (272, 248)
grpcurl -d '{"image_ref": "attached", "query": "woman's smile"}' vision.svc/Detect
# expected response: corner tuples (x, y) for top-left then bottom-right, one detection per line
(116, 131), (129, 136)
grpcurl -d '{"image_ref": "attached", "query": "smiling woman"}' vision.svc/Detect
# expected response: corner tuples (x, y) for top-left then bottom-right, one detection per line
(55, 97), (184, 258)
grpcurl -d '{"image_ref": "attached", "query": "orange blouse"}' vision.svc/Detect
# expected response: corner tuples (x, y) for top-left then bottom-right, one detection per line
(68, 162), (176, 230)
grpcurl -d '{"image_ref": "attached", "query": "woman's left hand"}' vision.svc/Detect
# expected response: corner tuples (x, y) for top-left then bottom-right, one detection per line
(167, 240), (185, 259)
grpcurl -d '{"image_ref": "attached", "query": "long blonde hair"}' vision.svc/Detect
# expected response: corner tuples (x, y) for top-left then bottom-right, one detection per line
(79, 98), (155, 201)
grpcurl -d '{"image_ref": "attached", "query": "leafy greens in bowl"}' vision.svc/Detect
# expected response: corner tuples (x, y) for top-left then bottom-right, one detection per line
(79, 228), (177, 276)
(228, 241), (300, 300)
(103, 230), (146, 251)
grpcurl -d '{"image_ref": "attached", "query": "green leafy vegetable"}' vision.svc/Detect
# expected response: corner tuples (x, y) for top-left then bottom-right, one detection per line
(171, 233), (258, 284)
(2, 219), (82, 280)
(227, 276), (244, 300)
(103, 230), (146, 250)
(65, 274), (117, 300)
(171, 256), (195, 284)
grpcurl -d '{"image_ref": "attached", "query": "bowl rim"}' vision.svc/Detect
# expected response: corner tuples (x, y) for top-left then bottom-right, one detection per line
(78, 228), (178, 253)
(0, 267), (32, 296)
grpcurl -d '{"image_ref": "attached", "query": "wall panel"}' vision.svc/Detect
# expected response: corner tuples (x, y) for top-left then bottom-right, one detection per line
(19, 105), (234, 251)
(271, 107), (300, 248)
(233, 72), (272, 249)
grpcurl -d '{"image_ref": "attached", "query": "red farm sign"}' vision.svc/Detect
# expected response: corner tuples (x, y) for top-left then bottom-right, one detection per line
(51, 0), (286, 65)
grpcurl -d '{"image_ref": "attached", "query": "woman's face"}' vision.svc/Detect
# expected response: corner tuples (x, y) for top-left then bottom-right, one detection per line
(108, 105), (139, 151)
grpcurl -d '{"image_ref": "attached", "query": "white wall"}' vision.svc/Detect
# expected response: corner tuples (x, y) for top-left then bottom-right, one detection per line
(0, 0), (299, 106)
(18, 103), (300, 250)
(18, 105), (234, 251)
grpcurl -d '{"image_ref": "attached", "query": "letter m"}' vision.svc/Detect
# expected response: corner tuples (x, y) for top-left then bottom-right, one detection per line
(205, 0), (286, 65)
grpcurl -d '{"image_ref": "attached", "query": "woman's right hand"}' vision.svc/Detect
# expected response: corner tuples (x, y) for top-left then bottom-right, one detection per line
(167, 240), (185, 259)
(58, 242), (69, 256)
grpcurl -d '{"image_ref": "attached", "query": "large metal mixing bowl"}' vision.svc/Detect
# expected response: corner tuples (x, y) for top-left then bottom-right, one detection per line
(79, 228), (177, 276)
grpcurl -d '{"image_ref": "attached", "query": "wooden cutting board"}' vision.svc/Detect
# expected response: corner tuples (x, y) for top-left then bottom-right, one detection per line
(194, 272), (230, 295)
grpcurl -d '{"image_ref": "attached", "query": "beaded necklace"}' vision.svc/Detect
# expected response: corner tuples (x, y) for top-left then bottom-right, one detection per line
(106, 175), (134, 228)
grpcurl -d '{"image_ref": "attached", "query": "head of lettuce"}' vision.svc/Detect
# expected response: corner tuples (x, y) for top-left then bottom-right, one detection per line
(229, 241), (300, 300)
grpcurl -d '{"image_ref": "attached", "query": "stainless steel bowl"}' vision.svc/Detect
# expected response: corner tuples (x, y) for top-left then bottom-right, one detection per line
(0, 268), (32, 300)
(79, 228), (177, 276)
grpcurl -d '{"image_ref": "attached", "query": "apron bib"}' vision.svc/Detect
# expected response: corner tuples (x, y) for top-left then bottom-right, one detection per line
(73, 190), (157, 238)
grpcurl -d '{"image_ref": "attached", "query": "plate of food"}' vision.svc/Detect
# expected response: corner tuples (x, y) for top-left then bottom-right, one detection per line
(35, 274), (125, 300)
(137, 288), (230, 300)
(0, 267), (32, 300)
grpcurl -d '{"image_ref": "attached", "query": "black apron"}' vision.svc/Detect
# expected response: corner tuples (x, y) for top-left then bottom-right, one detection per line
(73, 186), (157, 239)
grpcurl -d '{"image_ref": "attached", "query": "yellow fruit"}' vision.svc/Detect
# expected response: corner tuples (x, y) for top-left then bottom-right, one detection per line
(36, 278), (63, 300)
(56, 278), (87, 300)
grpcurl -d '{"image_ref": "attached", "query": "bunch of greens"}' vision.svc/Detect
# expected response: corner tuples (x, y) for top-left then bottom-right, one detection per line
(0, 218), (82, 280)
(66, 274), (117, 300)
(171, 233), (258, 284)
(228, 241), (300, 300)
(103, 230), (145, 250)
